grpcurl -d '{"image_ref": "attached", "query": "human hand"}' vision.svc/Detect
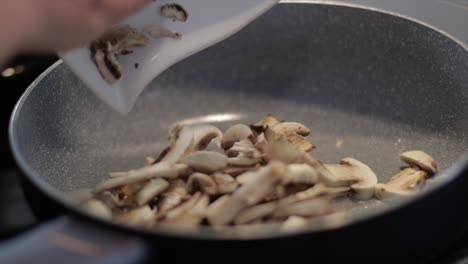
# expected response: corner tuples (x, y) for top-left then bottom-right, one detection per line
(18, 0), (152, 52)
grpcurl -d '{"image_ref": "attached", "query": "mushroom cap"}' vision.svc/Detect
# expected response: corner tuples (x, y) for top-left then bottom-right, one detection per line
(221, 124), (256, 150)
(323, 163), (360, 187)
(400, 150), (437, 174)
(181, 151), (228, 174)
(342, 158), (378, 200)
(325, 158), (378, 200)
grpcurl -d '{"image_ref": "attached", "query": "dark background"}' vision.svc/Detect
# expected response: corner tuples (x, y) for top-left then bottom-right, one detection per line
(1, 55), (58, 167)
(0, 54), (57, 238)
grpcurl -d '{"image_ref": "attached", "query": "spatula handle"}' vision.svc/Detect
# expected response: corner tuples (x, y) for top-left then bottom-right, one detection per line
(0, 216), (148, 264)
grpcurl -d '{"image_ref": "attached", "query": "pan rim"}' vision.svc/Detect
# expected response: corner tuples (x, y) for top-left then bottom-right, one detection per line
(9, 1), (468, 240)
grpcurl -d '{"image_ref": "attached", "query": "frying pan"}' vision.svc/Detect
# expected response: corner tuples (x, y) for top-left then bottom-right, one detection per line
(4, 2), (468, 264)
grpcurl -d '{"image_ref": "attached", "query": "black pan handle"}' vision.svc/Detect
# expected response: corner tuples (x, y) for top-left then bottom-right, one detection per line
(0, 216), (149, 264)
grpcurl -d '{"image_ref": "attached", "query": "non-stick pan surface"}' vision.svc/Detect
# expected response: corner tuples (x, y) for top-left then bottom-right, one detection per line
(7, 2), (468, 263)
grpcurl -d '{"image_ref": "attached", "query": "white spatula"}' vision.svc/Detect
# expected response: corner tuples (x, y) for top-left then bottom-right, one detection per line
(60, 0), (278, 114)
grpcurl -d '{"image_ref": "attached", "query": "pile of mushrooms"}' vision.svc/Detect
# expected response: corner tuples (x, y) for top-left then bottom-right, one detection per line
(79, 115), (437, 230)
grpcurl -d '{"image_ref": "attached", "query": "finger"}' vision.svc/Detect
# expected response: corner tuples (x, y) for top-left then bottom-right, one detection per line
(91, 0), (152, 23)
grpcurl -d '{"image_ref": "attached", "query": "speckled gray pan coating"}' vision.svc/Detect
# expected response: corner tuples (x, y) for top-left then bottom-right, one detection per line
(9, 3), (468, 235)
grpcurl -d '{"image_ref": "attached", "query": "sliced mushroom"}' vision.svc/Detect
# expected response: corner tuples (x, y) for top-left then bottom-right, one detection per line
(81, 199), (112, 220)
(168, 179), (189, 196)
(374, 183), (415, 199)
(221, 124), (256, 150)
(175, 163), (192, 178)
(204, 139), (225, 153)
(88, 115), (440, 228)
(136, 178), (170, 206)
(374, 166), (427, 199)
(234, 202), (277, 225)
(118, 181), (147, 203)
(263, 131), (302, 163)
(205, 195), (237, 225)
(325, 158), (378, 200)
(187, 173), (218, 195)
(192, 125), (224, 150)
(157, 179), (189, 212)
(287, 135), (315, 153)
(264, 134), (336, 183)
(91, 48), (120, 83)
(254, 133), (268, 150)
(263, 185), (287, 202)
(400, 150), (437, 174)
(272, 122), (311, 137)
(143, 25), (182, 39)
(145, 156), (157, 166)
(213, 173), (238, 194)
(273, 198), (331, 218)
(90, 25), (149, 83)
(165, 192), (201, 221)
(117, 205), (156, 226)
(250, 114), (282, 133)
(93, 162), (179, 193)
(323, 164), (362, 187)
(270, 122), (315, 152)
(278, 183), (350, 206)
(158, 192), (186, 213)
(285, 163), (319, 185)
(157, 125), (194, 164)
(387, 166), (428, 189)
(97, 191), (125, 208)
(228, 156), (263, 167)
(160, 4), (188, 22)
(181, 151), (228, 174)
(343, 158), (378, 200)
(223, 165), (257, 177)
(166, 195), (209, 226)
(236, 166), (267, 184)
(208, 161), (286, 225)
(281, 216), (308, 231)
(100, 25), (149, 53)
(226, 139), (262, 159)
